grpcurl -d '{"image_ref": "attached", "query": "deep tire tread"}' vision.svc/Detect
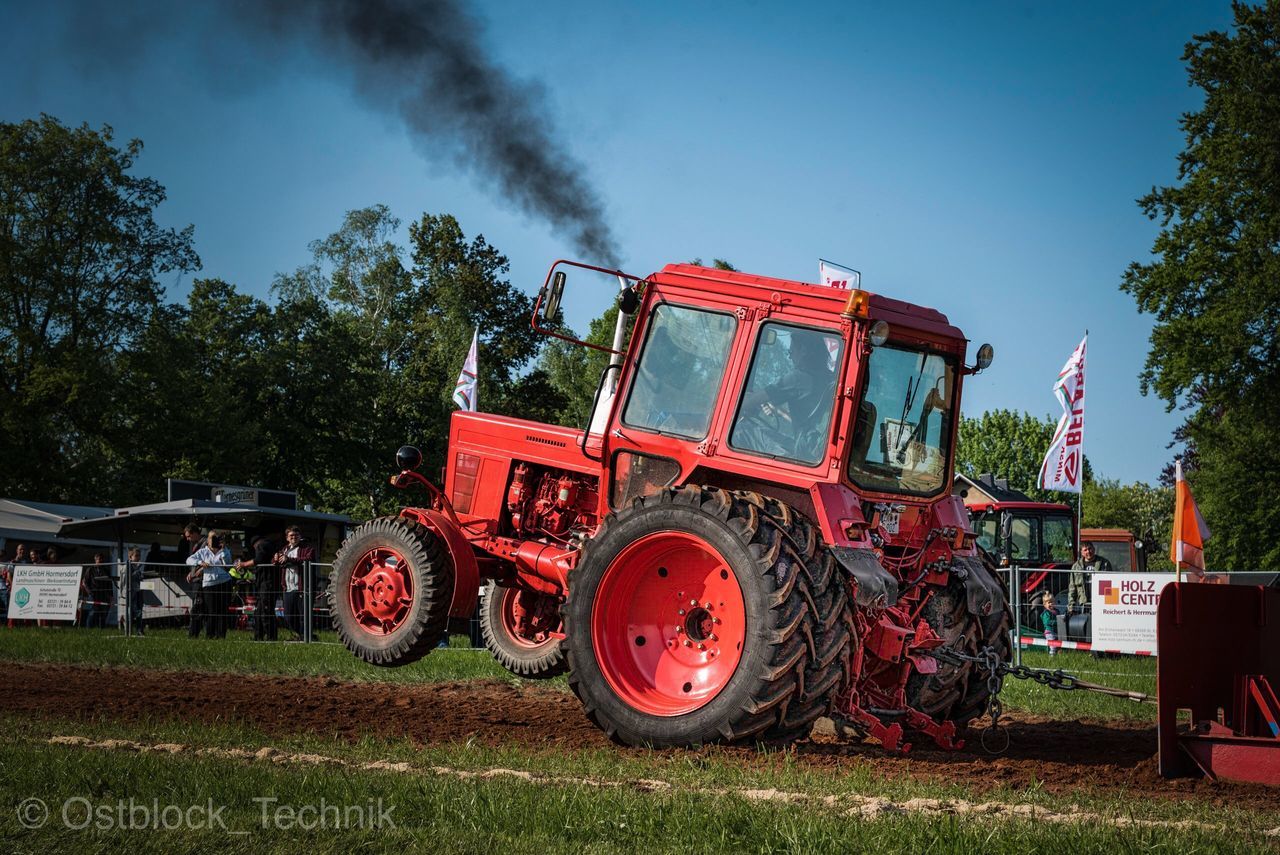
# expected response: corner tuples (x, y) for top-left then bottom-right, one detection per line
(479, 582), (568, 680)
(327, 515), (452, 668)
(564, 486), (849, 748)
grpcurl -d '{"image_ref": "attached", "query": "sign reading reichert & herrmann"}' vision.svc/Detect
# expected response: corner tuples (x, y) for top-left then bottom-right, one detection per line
(7, 565), (83, 621)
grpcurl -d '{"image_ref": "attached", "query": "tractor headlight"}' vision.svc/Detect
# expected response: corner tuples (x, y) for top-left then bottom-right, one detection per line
(869, 320), (890, 347)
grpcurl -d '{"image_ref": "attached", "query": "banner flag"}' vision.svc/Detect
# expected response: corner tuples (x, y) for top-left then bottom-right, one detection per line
(819, 259), (861, 290)
(1170, 458), (1211, 571)
(1038, 334), (1087, 493)
(452, 327), (479, 412)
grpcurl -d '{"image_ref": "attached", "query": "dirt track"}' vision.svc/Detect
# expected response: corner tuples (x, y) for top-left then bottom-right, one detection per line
(5, 662), (1278, 812)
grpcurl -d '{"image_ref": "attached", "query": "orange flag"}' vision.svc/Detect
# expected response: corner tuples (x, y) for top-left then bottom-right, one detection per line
(1170, 459), (1211, 571)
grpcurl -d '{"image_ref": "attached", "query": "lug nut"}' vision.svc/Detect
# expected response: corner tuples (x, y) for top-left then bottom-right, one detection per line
(690, 599), (698, 606)
(684, 640), (692, 647)
(710, 634), (718, 642)
(712, 617), (721, 625)
(678, 609), (685, 616)
(697, 643), (705, 650)
(676, 626), (684, 634)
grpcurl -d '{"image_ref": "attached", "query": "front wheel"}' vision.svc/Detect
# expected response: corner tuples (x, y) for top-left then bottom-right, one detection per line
(328, 516), (454, 667)
(480, 582), (567, 679)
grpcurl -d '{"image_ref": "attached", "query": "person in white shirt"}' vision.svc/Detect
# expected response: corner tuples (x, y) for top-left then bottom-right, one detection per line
(186, 530), (234, 638)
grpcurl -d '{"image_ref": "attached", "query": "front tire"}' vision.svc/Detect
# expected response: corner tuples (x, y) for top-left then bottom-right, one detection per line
(329, 516), (453, 667)
(564, 486), (839, 748)
(480, 582), (567, 679)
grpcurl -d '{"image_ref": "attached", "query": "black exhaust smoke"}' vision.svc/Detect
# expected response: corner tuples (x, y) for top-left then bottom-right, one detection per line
(65, 0), (620, 265)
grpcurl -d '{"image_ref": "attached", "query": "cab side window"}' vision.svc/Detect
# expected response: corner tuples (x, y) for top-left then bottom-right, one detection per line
(729, 323), (842, 465)
(621, 304), (737, 440)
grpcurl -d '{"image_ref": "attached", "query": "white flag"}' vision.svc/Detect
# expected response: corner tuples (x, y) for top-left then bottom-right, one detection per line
(1038, 335), (1087, 493)
(452, 327), (478, 412)
(819, 259), (861, 290)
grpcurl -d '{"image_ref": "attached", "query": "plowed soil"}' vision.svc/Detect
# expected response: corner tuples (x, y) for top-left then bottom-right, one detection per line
(6, 662), (1278, 812)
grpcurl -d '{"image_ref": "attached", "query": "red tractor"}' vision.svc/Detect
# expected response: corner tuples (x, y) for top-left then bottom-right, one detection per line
(328, 260), (1011, 752)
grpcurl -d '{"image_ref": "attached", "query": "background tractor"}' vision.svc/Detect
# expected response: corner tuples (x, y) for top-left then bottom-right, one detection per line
(328, 260), (1011, 752)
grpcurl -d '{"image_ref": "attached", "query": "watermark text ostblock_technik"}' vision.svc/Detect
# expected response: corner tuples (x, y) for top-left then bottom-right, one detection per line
(16, 796), (396, 831)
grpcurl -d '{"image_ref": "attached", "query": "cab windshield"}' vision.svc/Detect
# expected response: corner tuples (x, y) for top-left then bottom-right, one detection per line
(847, 344), (956, 496)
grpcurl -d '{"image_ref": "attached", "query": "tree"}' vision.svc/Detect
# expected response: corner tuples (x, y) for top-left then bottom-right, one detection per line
(541, 258), (738, 428)
(955, 409), (1093, 503)
(1081, 479), (1175, 571)
(0, 115), (199, 502)
(1120, 3), (1280, 568)
(271, 206), (554, 517)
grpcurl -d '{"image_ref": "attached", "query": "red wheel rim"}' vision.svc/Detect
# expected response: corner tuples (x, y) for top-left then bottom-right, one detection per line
(500, 587), (562, 648)
(348, 547), (414, 635)
(591, 531), (746, 716)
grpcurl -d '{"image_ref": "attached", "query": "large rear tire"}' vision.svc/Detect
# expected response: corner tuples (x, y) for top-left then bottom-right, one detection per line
(564, 486), (842, 748)
(328, 516), (453, 667)
(480, 582), (567, 679)
(739, 492), (855, 743)
(904, 561), (1012, 726)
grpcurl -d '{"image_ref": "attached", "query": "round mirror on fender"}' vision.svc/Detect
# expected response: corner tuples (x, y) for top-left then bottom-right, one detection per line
(396, 445), (423, 471)
(617, 286), (639, 315)
(975, 343), (994, 371)
(869, 320), (890, 347)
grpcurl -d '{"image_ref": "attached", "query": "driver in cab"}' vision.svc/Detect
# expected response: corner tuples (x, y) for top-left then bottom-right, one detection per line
(736, 333), (836, 460)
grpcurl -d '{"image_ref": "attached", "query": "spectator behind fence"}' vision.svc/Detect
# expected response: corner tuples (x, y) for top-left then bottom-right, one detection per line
(127, 547), (146, 636)
(236, 531), (281, 642)
(84, 552), (114, 629)
(182, 525), (206, 637)
(276, 526), (315, 641)
(1040, 590), (1060, 657)
(186, 530), (233, 639)
(1068, 541), (1113, 615)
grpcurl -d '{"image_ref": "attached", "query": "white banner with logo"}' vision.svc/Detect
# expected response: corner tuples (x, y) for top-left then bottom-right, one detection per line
(1090, 572), (1176, 654)
(1038, 334), (1087, 493)
(7, 565), (83, 621)
(818, 259), (860, 290)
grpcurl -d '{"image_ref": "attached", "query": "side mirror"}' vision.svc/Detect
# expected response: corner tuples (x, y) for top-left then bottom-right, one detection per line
(396, 445), (423, 471)
(618, 286), (639, 315)
(998, 511), (1013, 560)
(541, 271), (566, 322)
(975, 343), (994, 371)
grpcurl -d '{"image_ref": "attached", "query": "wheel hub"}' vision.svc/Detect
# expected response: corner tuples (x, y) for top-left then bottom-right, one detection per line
(591, 531), (746, 716)
(349, 548), (414, 635)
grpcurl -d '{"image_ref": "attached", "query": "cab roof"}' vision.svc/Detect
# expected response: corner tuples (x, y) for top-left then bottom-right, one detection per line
(653, 263), (967, 342)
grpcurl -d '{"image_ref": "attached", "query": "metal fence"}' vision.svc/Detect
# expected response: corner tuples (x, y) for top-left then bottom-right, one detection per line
(85, 560), (487, 647)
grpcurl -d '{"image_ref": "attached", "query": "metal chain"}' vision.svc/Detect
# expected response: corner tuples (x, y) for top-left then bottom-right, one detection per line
(931, 642), (1155, 754)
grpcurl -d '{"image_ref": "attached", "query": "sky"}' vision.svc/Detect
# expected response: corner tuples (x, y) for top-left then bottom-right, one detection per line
(1, 1), (1235, 486)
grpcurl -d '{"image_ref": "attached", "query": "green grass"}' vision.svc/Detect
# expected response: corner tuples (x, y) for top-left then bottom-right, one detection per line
(998, 648), (1157, 722)
(0, 626), (525, 685)
(0, 716), (1272, 854)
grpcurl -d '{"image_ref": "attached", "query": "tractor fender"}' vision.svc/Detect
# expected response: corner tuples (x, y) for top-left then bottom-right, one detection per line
(399, 508), (480, 619)
(951, 553), (1000, 618)
(831, 546), (898, 608)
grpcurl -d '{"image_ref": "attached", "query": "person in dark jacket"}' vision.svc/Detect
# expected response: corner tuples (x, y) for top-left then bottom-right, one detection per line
(236, 532), (282, 641)
(84, 553), (114, 629)
(275, 526), (316, 641)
